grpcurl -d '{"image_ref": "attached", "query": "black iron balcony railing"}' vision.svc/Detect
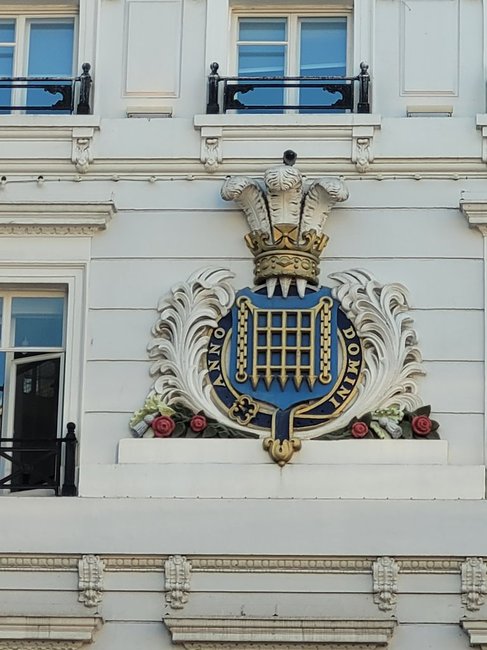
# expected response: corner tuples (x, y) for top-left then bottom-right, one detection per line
(0, 422), (78, 495)
(0, 63), (92, 115)
(207, 62), (370, 115)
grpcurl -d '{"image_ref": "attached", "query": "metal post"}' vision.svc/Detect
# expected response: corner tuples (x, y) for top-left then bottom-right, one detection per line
(357, 62), (370, 114)
(61, 422), (78, 496)
(77, 63), (92, 115)
(206, 62), (220, 114)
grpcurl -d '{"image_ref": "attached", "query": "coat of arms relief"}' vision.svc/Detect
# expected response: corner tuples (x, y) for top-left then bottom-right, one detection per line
(130, 152), (439, 465)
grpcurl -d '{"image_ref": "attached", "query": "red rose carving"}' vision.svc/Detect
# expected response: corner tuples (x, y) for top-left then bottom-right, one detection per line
(411, 415), (432, 436)
(151, 415), (175, 438)
(190, 414), (207, 433)
(351, 421), (369, 438)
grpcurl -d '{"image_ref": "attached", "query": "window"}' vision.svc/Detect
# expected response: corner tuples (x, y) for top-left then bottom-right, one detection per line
(0, 291), (66, 489)
(233, 12), (349, 112)
(0, 14), (76, 113)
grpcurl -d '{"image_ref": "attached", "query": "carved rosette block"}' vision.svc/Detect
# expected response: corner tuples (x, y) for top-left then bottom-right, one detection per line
(373, 556), (399, 612)
(165, 555), (192, 609)
(461, 557), (487, 611)
(78, 555), (105, 608)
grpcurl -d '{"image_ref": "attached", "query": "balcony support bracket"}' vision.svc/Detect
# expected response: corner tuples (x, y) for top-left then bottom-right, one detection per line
(352, 125), (375, 173)
(200, 127), (223, 173)
(72, 127), (96, 174)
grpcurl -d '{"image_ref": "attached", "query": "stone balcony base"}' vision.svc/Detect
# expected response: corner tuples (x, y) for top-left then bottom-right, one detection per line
(78, 439), (485, 500)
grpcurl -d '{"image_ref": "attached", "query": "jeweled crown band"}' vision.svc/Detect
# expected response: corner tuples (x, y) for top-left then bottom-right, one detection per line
(245, 224), (328, 286)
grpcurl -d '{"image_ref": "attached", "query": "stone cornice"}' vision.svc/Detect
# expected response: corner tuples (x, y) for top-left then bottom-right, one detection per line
(462, 620), (487, 649)
(0, 116), (99, 137)
(460, 199), (487, 235)
(0, 616), (102, 648)
(164, 617), (396, 649)
(0, 201), (116, 235)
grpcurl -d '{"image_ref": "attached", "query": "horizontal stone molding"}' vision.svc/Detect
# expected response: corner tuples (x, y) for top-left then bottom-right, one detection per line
(164, 617), (396, 648)
(0, 643), (83, 650)
(460, 198), (487, 234)
(0, 116), (100, 140)
(462, 620), (487, 649)
(0, 555), (465, 574)
(0, 201), (116, 235)
(0, 617), (102, 645)
(195, 114), (381, 174)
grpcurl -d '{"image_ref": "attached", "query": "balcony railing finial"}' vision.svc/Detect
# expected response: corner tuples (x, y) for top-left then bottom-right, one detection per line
(207, 62), (220, 114)
(77, 63), (92, 115)
(358, 61), (370, 114)
(61, 422), (78, 496)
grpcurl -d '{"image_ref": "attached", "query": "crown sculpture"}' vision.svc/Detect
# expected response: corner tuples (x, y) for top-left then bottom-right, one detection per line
(130, 152), (438, 466)
(221, 149), (349, 297)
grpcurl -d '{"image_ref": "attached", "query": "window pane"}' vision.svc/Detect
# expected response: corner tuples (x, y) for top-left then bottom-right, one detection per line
(28, 22), (74, 76)
(11, 297), (65, 348)
(12, 356), (61, 487)
(0, 20), (15, 44)
(300, 19), (346, 75)
(0, 20), (14, 113)
(237, 45), (285, 111)
(239, 19), (286, 42)
(27, 21), (74, 113)
(299, 19), (347, 111)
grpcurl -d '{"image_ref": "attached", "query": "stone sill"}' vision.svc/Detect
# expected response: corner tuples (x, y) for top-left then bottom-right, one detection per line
(119, 438), (447, 465)
(195, 113), (381, 130)
(0, 115), (100, 129)
(76, 439), (486, 500)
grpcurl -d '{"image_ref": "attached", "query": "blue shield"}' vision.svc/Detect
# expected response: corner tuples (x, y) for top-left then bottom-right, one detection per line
(228, 287), (339, 410)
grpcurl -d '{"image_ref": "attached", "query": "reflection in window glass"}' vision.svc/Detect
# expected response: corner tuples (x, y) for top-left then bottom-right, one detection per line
(27, 20), (74, 112)
(239, 19), (286, 42)
(299, 18), (347, 111)
(238, 18), (287, 112)
(0, 20), (15, 43)
(0, 20), (15, 113)
(11, 297), (65, 348)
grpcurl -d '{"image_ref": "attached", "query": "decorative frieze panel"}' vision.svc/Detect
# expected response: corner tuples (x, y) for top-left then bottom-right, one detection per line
(78, 555), (105, 608)
(165, 555), (192, 609)
(461, 557), (487, 611)
(372, 557), (399, 612)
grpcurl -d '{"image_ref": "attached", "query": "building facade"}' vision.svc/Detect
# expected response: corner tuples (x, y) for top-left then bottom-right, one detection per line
(0, 1), (487, 649)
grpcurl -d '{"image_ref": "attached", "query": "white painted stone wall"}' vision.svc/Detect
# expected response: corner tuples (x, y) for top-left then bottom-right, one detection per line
(0, 1), (486, 650)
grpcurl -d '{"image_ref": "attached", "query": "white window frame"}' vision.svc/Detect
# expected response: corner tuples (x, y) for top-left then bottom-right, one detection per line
(0, 4), (79, 110)
(230, 7), (353, 111)
(0, 263), (86, 443)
